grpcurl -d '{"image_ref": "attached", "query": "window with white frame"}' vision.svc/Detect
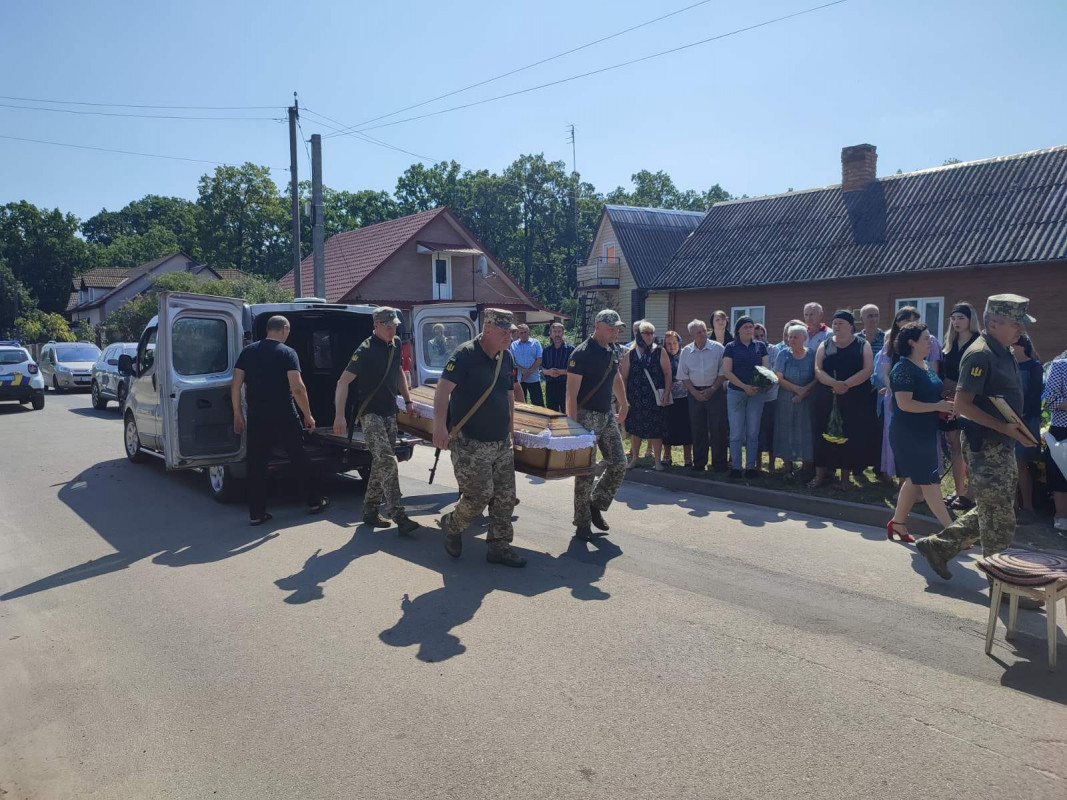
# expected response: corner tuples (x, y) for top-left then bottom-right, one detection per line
(895, 297), (944, 340)
(731, 306), (766, 327)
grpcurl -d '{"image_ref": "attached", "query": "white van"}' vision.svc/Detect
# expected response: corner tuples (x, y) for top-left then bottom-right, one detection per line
(117, 292), (427, 502)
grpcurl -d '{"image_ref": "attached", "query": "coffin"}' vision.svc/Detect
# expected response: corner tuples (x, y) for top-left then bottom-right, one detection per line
(397, 385), (596, 479)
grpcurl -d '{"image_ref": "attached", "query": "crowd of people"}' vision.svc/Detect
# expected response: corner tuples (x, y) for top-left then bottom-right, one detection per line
(509, 299), (1066, 543)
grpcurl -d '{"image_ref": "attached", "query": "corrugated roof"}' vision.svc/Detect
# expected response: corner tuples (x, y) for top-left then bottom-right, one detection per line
(602, 205), (706, 287)
(651, 144), (1067, 291)
(277, 208), (447, 302)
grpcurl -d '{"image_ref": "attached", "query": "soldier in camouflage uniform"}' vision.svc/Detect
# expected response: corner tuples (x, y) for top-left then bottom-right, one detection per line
(332, 307), (419, 536)
(567, 309), (630, 540)
(915, 295), (1038, 585)
(432, 308), (525, 568)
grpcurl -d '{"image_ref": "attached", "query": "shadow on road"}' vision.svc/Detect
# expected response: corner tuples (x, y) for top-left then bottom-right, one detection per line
(0, 403), (34, 416)
(66, 405), (121, 419)
(275, 497), (622, 663)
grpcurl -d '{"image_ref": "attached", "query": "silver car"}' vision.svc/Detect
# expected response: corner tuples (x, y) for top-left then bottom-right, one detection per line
(91, 342), (138, 410)
(38, 341), (102, 391)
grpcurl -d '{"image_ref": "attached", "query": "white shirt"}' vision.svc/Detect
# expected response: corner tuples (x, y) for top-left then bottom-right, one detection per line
(678, 339), (725, 387)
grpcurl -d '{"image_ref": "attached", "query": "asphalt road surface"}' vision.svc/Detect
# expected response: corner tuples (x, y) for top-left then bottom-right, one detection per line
(2, 393), (1065, 799)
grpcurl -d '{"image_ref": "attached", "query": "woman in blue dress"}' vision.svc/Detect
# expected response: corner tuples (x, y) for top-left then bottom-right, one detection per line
(773, 323), (817, 476)
(886, 323), (955, 542)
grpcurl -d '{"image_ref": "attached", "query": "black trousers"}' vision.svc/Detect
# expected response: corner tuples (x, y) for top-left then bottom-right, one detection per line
(688, 387), (728, 470)
(246, 414), (318, 519)
(520, 381), (544, 406)
(544, 379), (566, 412)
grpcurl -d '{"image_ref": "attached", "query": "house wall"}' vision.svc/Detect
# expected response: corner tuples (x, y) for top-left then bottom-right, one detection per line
(581, 216), (635, 336)
(353, 215), (528, 307)
(667, 262), (1067, 352)
(645, 292), (671, 337)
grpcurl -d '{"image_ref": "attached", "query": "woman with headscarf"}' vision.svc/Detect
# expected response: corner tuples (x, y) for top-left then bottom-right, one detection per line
(940, 302), (980, 510)
(810, 310), (877, 488)
(620, 320), (672, 470)
(722, 315), (770, 478)
(661, 330), (693, 467)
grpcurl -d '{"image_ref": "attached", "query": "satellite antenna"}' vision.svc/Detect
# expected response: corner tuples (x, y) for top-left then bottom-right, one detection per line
(476, 255), (489, 278)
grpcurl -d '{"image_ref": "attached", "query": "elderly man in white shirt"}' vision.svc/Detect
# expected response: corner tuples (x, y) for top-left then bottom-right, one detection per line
(804, 302), (831, 351)
(679, 319), (727, 472)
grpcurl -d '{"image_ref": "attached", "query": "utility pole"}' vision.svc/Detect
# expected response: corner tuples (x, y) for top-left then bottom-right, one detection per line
(311, 133), (325, 300)
(567, 124), (581, 333)
(288, 93), (302, 296)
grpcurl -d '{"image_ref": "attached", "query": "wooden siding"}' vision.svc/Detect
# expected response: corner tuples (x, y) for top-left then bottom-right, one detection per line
(667, 262), (1067, 352)
(645, 292), (670, 337)
(618, 260), (637, 341)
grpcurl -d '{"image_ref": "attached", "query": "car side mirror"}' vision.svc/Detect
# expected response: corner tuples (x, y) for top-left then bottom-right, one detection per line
(107, 358), (119, 366)
(117, 353), (135, 376)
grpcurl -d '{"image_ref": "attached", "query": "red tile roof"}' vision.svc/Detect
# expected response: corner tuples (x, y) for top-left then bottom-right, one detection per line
(276, 208), (447, 301)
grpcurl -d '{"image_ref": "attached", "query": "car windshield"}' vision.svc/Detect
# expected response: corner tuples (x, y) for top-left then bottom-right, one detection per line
(123, 344), (138, 356)
(56, 345), (101, 362)
(0, 349), (29, 365)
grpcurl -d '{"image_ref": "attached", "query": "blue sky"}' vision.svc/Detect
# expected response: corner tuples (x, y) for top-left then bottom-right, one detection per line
(2, 0), (1065, 222)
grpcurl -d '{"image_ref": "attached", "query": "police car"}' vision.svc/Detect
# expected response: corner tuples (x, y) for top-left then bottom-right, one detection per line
(0, 341), (46, 410)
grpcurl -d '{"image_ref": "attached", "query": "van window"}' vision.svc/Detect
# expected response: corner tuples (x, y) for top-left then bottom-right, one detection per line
(139, 328), (157, 374)
(173, 317), (228, 376)
(422, 321), (469, 367)
(312, 330), (332, 370)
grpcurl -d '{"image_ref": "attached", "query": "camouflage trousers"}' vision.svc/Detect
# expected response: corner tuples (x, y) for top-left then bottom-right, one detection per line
(442, 434), (516, 547)
(923, 437), (1017, 561)
(361, 413), (405, 520)
(574, 409), (627, 527)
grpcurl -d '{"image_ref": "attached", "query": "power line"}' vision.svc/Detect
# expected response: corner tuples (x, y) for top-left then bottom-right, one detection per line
(0, 102), (281, 121)
(302, 107), (442, 163)
(0, 133), (288, 171)
(0, 94), (280, 110)
(324, 0), (718, 137)
(326, 0), (848, 137)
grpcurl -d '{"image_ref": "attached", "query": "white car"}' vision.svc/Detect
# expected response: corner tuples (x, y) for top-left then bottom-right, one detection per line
(0, 342), (46, 410)
(38, 341), (102, 391)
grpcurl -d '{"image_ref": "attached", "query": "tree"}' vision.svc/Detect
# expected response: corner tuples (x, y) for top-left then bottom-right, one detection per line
(196, 164), (289, 278)
(82, 195), (201, 256)
(0, 258), (35, 337)
(395, 161), (463, 215)
(606, 171), (731, 211)
(0, 201), (94, 313)
(93, 226), (181, 269)
(15, 309), (75, 343)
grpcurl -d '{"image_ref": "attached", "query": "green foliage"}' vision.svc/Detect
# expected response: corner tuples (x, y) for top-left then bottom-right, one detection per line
(72, 318), (95, 343)
(15, 308), (75, 343)
(82, 195), (201, 255)
(102, 270), (294, 343)
(92, 226), (180, 269)
(197, 163), (288, 278)
(607, 170), (732, 211)
(0, 258), (36, 336)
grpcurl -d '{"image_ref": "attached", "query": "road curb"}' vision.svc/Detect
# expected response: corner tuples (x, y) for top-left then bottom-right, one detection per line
(623, 468), (943, 535)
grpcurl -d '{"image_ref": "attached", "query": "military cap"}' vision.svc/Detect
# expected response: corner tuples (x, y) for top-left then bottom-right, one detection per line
(985, 294), (1035, 324)
(594, 309), (626, 327)
(372, 306), (401, 325)
(483, 307), (514, 331)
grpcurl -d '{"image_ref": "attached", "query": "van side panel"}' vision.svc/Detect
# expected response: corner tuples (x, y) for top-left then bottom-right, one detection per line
(177, 387), (241, 457)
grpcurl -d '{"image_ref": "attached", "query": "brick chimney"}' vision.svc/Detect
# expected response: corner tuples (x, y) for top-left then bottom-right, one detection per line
(841, 144), (877, 192)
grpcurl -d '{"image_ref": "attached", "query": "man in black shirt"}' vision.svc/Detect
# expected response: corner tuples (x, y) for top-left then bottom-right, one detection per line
(232, 315), (328, 525)
(432, 308), (525, 567)
(567, 309), (629, 540)
(541, 321), (574, 412)
(332, 307), (418, 535)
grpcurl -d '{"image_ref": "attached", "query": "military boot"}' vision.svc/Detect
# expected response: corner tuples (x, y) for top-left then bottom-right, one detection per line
(438, 514), (462, 558)
(486, 544), (526, 568)
(574, 524), (595, 541)
(363, 511), (392, 528)
(915, 537), (952, 579)
(395, 514), (420, 537)
(589, 504), (610, 532)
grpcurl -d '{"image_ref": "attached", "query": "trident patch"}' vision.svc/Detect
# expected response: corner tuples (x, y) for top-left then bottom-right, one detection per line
(970, 366), (983, 377)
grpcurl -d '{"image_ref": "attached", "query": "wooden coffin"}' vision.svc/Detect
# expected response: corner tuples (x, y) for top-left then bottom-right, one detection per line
(397, 385), (595, 479)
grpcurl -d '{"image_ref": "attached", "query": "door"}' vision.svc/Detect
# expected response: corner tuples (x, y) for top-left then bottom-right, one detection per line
(157, 292), (246, 469)
(128, 324), (160, 447)
(411, 303), (478, 387)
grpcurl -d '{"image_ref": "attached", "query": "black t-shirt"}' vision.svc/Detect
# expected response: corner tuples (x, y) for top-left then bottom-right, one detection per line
(444, 337), (515, 442)
(344, 334), (401, 417)
(235, 339), (300, 419)
(569, 336), (620, 413)
(943, 332), (979, 382)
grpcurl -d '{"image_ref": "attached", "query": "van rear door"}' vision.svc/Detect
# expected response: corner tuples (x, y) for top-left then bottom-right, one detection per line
(157, 292), (247, 469)
(411, 303), (478, 387)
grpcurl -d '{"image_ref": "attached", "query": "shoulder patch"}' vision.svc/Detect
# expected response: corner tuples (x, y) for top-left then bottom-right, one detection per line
(970, 365), (983, 378)
(568, 359), (576, 368)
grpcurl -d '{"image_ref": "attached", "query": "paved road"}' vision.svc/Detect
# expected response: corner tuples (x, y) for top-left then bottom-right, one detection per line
(1, 392), (1065, 799)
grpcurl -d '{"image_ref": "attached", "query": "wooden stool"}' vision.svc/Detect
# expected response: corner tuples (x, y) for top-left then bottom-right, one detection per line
(977, 548), (1067, 670)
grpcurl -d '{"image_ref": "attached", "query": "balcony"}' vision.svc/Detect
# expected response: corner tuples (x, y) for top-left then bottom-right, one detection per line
(577, 257), (621, 288)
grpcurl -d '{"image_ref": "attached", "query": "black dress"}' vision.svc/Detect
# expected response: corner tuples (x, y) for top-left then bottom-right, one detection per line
(940, 332), (979, 431)
(664, 352), (692, 446)
(624, 344), (666, 440)
(812, 337), (880, 471)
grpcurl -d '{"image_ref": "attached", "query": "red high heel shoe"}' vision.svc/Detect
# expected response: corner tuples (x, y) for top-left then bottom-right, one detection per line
(886, 520), (915, 543)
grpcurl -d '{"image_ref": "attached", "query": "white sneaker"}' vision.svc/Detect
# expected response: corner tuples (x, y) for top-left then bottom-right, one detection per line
(1054, 517), (1067, 532)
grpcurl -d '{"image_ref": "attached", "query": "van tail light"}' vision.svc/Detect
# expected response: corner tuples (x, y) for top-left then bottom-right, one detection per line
(28, 363), (38, 374)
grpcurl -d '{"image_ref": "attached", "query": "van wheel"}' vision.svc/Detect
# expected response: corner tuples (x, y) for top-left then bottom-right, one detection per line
(91, 381), (108, 409)
(124, 413), (146, 463)
(207, 465), (244, 503)
(31, 394), (45, 411)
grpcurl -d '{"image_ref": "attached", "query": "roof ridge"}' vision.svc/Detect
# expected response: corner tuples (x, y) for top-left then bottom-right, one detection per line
(330, 206), (445, 241)
(606, 204), (705, 216)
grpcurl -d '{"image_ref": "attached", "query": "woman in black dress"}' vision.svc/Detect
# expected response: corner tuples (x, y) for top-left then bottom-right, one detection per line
(940, 302), (980, 510)
(661, 330), (692, 467)
(620, 321), (672, 470)
(810, 310), (877, 489)
(708, 310), (732, 464)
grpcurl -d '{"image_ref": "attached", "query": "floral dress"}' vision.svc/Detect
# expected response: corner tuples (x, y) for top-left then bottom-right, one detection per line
(624, 344), (666, 440)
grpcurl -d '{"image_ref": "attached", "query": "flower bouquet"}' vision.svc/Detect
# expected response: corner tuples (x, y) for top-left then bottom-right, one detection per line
(750, 365), (779, 391)
(823, 396), (847, 444)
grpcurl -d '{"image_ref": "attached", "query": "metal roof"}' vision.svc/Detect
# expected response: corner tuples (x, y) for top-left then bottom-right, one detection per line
(650, 144), (1067, 291)
(602, 205), (706, 287)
